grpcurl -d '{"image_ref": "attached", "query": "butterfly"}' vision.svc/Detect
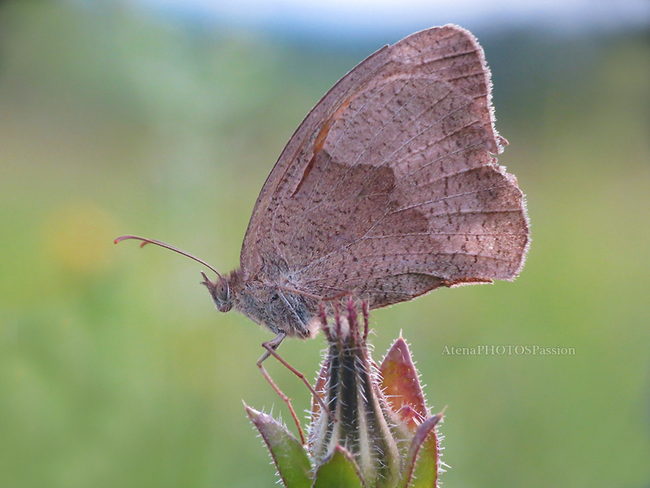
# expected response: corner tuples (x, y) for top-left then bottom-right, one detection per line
(117, 24), (529, 358)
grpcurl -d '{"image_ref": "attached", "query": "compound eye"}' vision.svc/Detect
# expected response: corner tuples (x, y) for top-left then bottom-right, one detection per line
(216, 280), (229, 303)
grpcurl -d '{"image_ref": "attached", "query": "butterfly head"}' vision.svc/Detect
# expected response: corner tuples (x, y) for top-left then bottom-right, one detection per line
(201, 271), (234, 313)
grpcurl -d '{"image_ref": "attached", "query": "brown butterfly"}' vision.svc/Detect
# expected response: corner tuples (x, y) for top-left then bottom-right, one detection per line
(117, 24), (529, 359)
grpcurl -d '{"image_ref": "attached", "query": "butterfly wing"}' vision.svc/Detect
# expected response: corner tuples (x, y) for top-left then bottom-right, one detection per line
(240, 24), (529, 308)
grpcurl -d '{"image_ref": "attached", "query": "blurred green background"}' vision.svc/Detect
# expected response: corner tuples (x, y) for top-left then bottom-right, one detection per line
(1, 1), (649, 487)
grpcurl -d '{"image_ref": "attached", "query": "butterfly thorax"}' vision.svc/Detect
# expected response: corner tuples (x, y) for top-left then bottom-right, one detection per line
(227, 270), (320, 339)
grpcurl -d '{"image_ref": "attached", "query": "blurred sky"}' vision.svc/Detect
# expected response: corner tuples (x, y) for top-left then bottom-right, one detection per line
(85, 0), (650, 39)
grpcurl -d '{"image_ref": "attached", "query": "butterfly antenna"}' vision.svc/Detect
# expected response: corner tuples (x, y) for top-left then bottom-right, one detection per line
(114, 235), (222, 278)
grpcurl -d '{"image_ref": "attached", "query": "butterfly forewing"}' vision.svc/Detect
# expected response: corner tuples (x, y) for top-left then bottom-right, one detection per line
(240, 25), (529, 309)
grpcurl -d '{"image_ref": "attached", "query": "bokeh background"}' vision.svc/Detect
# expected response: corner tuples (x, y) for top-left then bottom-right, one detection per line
(1, 1), (649, 487)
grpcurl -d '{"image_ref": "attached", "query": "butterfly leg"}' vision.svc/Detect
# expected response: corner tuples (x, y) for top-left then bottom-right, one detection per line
(257, 333), (307, 444)
(258, 333), (334, 445)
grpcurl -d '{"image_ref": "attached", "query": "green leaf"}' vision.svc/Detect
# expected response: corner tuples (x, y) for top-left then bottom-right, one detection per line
(246, 404), (312, 488)
(397, 413), (442, 488)
(312, 446), (364, 488)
